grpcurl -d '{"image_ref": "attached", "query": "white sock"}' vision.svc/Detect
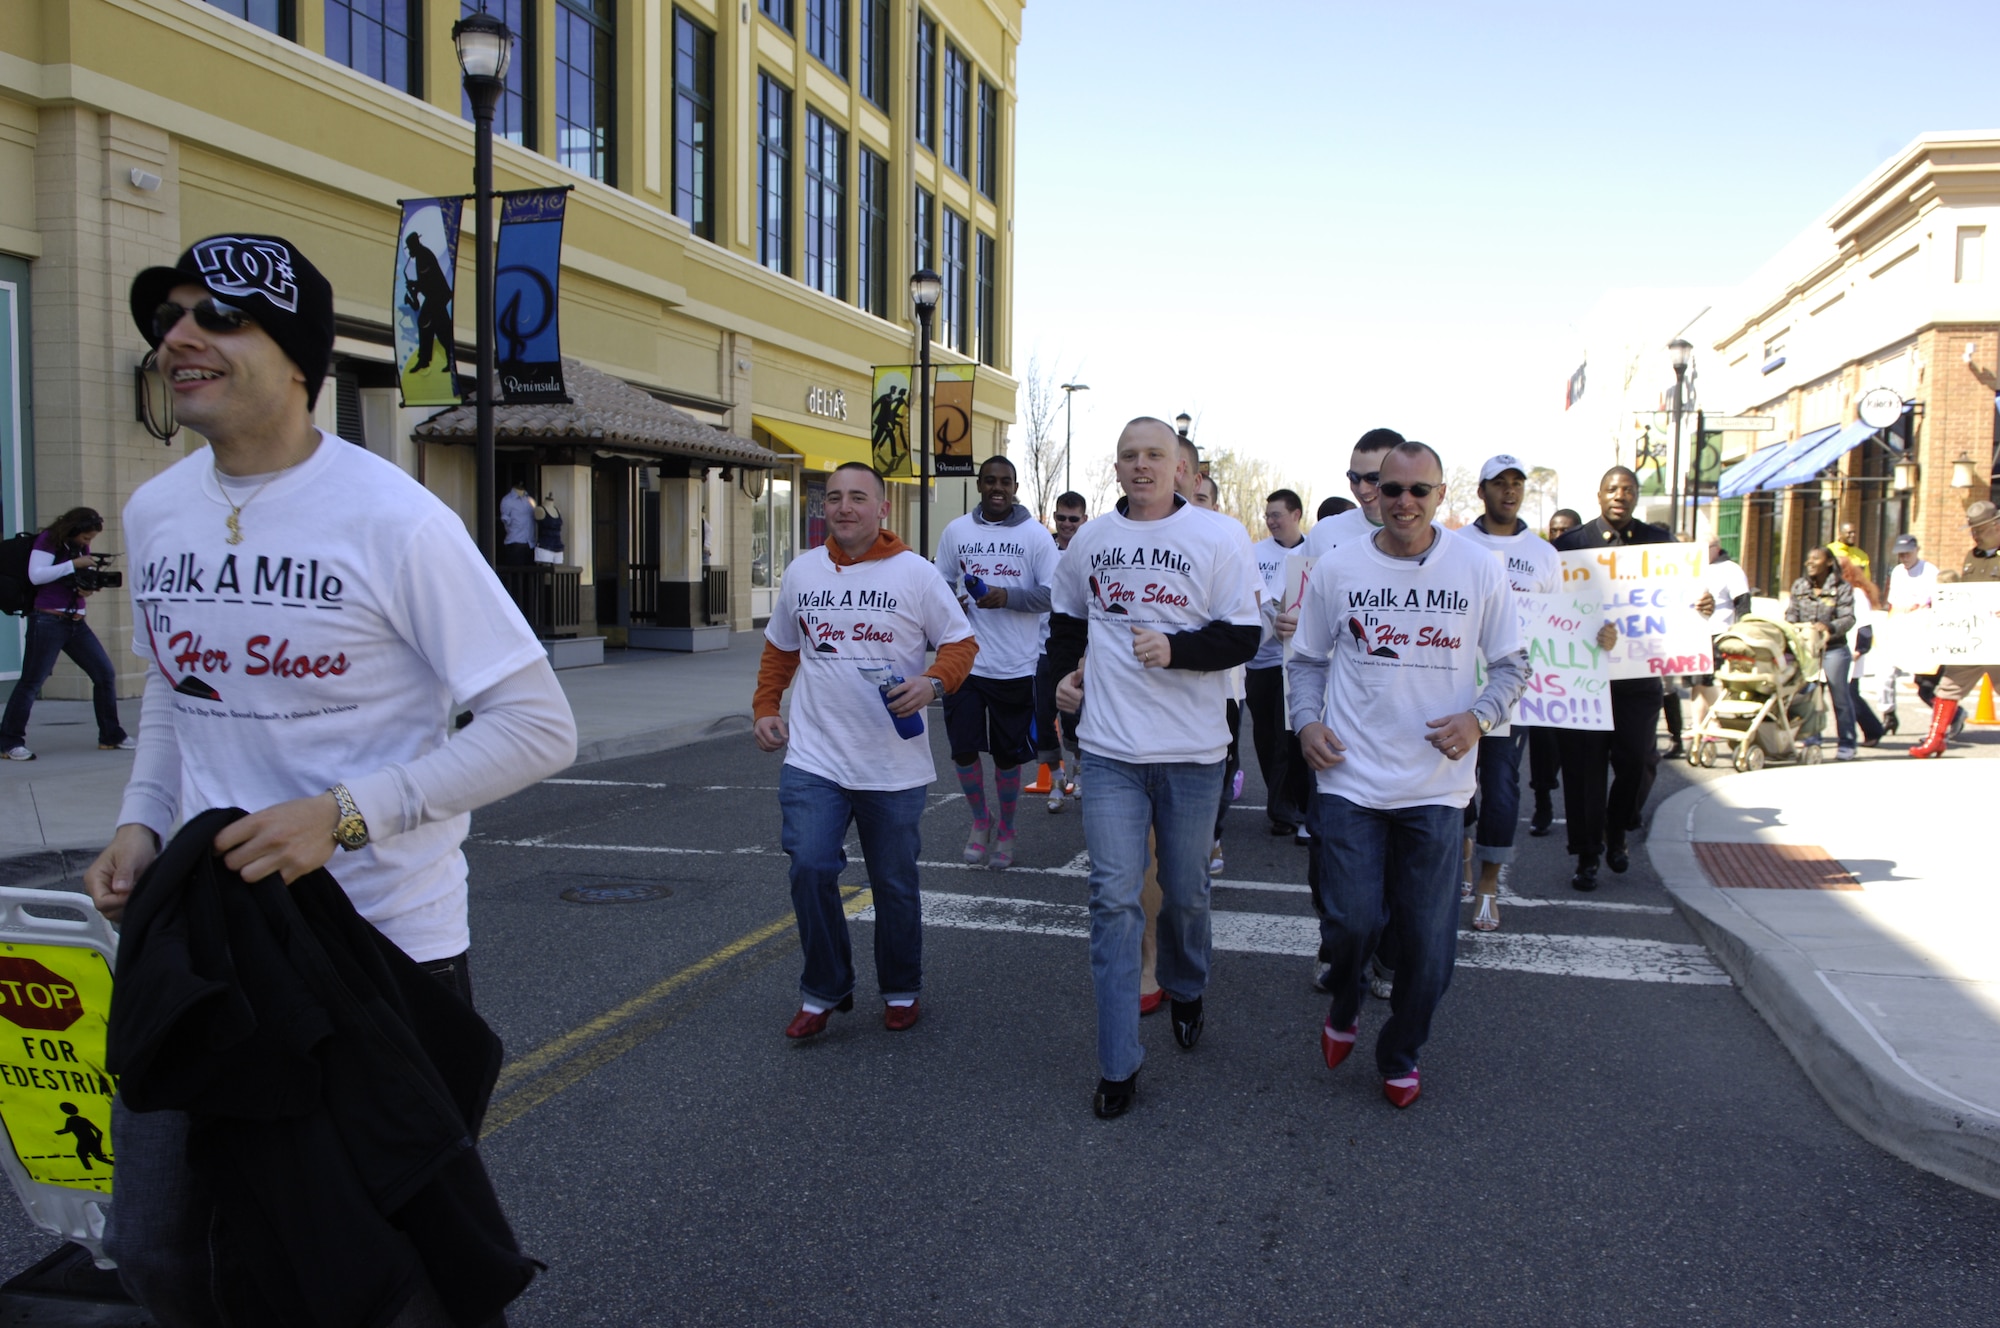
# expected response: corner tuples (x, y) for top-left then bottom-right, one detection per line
(801, 999), (828, 1015)
(887, 998), (915, 1008)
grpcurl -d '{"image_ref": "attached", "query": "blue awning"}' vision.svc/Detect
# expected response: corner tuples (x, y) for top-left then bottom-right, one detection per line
(1760, 417), (1884, 490)
(1715, 424), (1839, 499)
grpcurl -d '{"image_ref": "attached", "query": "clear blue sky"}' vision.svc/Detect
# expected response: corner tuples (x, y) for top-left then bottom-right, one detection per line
(1010, 0), (2000, 514)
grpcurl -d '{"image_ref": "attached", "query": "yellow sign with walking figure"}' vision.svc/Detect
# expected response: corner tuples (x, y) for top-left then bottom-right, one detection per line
(0, 942), (117, 1193)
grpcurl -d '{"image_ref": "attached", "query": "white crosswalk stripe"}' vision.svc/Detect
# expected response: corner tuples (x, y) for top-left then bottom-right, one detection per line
(855, 890), (1730, 985)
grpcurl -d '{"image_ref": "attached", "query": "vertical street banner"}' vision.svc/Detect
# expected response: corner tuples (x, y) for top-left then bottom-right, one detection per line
(1559, 545), (1714, 680)
(494, 187), (569, 402)
(1512, 590), (1614, 729)
(870, 365), (914, 476)
(932, 365), (978, 478)
(393, 198), (462, 407)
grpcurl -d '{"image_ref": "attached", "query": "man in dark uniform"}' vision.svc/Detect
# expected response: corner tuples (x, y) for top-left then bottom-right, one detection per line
(1552, 467), (1711, 891)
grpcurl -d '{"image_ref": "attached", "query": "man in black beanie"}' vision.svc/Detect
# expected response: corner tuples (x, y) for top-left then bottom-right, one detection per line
(88, 234), (577, 1325)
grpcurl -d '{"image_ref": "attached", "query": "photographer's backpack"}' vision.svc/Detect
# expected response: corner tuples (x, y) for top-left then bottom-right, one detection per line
(0, 532), (37, 617)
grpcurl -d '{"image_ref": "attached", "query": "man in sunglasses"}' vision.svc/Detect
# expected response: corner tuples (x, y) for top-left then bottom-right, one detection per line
(1551, 466), (1712, 891)
(1287, 442), (1527, 1108)
(1301, 427), (1404, 559)
(1032, 492), (1089, 810)
(86, 234), (576, 1323)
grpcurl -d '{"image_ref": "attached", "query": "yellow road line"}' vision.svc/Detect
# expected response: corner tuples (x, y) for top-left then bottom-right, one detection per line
(483, 886), (872, 1135)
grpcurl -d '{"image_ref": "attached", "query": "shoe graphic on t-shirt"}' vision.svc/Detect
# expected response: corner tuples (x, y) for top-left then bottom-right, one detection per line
(801, 615), (839, 653)
(1090, 575), (1129, 615)
(1348, 616), (1398, 660)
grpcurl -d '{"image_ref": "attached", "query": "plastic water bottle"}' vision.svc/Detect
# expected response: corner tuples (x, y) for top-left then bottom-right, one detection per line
(963, 573), (988, 601)
(861, 667), (925, 740)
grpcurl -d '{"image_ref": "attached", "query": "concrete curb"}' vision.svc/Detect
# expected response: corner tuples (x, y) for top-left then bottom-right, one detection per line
(1649, 781), (2000, 1201)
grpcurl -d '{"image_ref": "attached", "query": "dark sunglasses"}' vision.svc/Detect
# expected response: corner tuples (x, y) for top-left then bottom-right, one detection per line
(1376, 481), (1437, 499)
(152, 297), (253, 342)
(1345, 469), (1381, 486)
(1053, 513), (1084, 523)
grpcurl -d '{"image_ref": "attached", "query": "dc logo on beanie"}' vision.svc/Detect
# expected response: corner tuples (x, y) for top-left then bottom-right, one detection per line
(191, 237), (300, 313)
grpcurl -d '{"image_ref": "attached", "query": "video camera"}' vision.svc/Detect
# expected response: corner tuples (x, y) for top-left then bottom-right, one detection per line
(72, 552), (122, 593)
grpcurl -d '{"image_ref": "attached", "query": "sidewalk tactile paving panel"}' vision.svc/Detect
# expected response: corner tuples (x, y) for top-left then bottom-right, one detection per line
(1695, 842), (1861, 891)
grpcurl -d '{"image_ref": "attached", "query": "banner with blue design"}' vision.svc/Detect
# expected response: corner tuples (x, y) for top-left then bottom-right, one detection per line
(393, 197), (463, 407)
(495, 187), (570, 403)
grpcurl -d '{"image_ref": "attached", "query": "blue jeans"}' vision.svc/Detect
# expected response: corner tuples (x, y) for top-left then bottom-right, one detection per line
(1820, 644), (1856, 752)
(1471, 731), (1526, 866)
(778, 765), (927, 1005)
(1078, 750), (1223, 1081)
(1310, 794), (1463, 1078)
(0, 612), (126, 749)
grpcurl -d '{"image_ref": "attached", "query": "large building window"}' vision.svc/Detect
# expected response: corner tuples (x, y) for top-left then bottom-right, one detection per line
(977, 77), (999, 200)
(915, 13), (936, 151)
(857, 147), (888, 318)
(941, 43), (969, 177)
(327, 0), (419, 95)
(858, 0), (890, 111)
(760, 0), (792, 30)
(758, 73), (793, 276)
(941, 206), (968, 351)
(461, 0), (534, 147)
(913, 186), (934, 280)
(806, 0), (846, 78)
(804, 110), (845, 299)
(556, 0), (614, 182)
(205, 0), (291, 38)
(976, 231), (996, 365)
(673, 9), (715, 239)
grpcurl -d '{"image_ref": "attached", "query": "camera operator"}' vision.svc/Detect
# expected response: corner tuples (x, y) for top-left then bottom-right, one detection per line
(2, 507), (132, 760)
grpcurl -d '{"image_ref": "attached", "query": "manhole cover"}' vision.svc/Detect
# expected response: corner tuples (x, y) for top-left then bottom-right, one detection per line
(560, 883), (673, 905)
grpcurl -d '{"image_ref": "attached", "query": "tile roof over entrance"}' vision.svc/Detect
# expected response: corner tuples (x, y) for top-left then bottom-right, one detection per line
(415, 358), (782, 468)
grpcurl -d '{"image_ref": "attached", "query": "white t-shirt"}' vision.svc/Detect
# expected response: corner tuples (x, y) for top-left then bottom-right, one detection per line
(1291, 524), (1520, 810)
(1038, 544), (1066, 650)
(1703, 558), (1752, 634)
(1450, 520), (1560, 738)
(1301, 507), (1377, 560)
(123, 433), (548, 961)
(766, 544), (973, 792)
(1050, 499), (1262, 765)
(1250, 534), (1306, 669)
(934, 508), (1058, 679)
(1887, 559), (1938, 611)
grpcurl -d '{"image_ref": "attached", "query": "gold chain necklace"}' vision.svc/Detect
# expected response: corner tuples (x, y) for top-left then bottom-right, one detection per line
(207, 468), (277, 546)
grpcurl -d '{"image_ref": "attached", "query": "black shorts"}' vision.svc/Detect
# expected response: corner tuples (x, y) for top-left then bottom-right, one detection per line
(944, 674), (1037, 766)
(1033, 652), (1081, 756)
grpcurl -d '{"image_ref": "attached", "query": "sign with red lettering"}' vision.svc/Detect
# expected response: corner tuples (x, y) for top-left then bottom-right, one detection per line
(1559, 546), (1714, 681)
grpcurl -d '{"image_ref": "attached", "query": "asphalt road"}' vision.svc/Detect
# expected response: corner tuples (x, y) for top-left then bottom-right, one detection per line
(2, 712), (1997, 1325)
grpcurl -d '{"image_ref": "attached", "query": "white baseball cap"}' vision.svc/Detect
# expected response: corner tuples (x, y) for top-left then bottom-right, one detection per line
(1479, 454), (1528, 483)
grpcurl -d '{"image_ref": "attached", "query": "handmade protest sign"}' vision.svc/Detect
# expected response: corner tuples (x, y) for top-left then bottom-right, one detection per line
(1875, 583), (2000, 672)
(1559, 545), (1714, 680)
(1475, 590), (1612, 730)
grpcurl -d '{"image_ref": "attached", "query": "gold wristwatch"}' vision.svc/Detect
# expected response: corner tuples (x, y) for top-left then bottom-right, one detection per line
(1475, 713), (1494, 735)
(329, 783), (370, 851)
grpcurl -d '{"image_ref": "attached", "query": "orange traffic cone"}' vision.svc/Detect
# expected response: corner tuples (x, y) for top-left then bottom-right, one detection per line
(1024, 762), (1054, 794)
(1974, 673), (1998, 726)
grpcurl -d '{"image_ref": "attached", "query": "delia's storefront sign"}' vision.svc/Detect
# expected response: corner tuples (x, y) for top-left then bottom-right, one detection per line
(806, 386), (848, 421)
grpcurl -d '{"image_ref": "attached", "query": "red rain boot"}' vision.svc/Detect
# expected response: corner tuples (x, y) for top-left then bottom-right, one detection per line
(1910, 699), (1958, 759)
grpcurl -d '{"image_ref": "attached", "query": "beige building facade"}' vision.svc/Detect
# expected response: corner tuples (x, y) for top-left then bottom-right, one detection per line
(0, 0), (1023, 692)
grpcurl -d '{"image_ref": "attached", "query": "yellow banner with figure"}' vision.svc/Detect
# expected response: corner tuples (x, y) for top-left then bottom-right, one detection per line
(870, 366), (914, 476)
(0, 942), (117, 1192)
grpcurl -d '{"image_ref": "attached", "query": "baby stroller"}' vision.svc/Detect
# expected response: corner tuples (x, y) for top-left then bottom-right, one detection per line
(1687, 615), (1827, 772)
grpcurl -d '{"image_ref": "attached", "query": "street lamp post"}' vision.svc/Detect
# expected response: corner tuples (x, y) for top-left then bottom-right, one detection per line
(1060, 381), (1089, 497)
(909, 269), (942, 558)
(454, 7), (514, 566)
(1667, 338), (1693, 538)
(1175, 412), (1192, 439)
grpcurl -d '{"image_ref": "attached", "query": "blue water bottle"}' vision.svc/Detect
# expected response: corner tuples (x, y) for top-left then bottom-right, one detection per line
(863, 667), (926, 740)
(963, 573), (988, 601)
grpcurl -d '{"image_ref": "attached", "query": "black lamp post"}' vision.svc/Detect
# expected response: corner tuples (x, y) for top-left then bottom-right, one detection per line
(1175, 412), (1192, 438)
(1667, 338), (1693, 537)
(1060, 381), (1089, 496)
(454, 7), (514, 566)
(910, 268), (942, 558)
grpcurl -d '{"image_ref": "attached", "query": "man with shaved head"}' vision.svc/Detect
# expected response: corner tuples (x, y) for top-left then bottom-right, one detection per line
(1047, 418), (1262, 1119)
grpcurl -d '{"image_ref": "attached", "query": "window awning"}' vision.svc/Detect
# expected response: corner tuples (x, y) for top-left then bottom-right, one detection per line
(753, 416), (919, 484)
(1759, 417), (1885, 491)
(1716, 424), (1839, 499)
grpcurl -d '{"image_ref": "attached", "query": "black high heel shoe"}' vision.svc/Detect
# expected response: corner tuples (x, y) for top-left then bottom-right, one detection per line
(1883, 709), (1899, 736)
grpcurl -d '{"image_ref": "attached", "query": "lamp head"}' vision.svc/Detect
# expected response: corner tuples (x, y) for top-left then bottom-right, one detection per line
(1175, 412), (1192, 437)
(453, 7), (515, 81)
(1668, 338), (1693, 374)
(909, 269), (942, 316)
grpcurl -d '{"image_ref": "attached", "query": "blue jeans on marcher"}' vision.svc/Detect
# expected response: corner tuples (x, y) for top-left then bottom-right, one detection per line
(1819, 644), (1856, 753)
(778, 765), (927, 1005)
(1311, 794), (1463, 1078)
(1078, 750), (1224, 1082)
(1471, 731), (1526, 867)
(0, 613), (126, 750)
